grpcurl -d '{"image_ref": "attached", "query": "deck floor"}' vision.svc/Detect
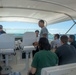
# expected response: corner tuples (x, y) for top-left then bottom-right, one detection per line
(0, 50), (32, 75)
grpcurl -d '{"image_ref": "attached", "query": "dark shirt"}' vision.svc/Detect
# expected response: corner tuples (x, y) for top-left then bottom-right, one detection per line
(71, 41), (76, 48)
(55, 44), (76, 65)
(0, 30), (6, 35)
(0, 66), (2, 71)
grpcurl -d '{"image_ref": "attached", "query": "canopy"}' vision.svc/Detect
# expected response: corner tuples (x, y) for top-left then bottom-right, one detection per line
(0, 0), (76, 24)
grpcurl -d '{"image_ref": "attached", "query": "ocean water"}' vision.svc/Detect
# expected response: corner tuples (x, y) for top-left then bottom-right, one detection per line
(13, 33), (76, 41)
(13, 33), (54, 43)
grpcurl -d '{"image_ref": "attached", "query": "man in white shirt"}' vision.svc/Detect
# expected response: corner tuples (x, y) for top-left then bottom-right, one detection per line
(35, 30), (39, 42)
(51, 34), (61, 49)
(32, 30), (39, 57)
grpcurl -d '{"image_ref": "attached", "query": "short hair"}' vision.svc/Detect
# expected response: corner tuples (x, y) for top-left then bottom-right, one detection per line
(39, 20), (44, 24)
(0, 25), (3, 29)
(35, 30), (39, 33)
(54, 34), (60, 39)
(38, 37), (50, 50)
(69, 35), (75, 41)
(60, 35), (68, 44)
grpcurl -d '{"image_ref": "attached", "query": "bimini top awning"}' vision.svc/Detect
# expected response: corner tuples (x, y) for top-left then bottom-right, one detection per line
(0, 0), (76, 24)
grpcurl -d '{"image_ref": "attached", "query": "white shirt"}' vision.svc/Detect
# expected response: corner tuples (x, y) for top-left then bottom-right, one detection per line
(51, 39), (61, 48)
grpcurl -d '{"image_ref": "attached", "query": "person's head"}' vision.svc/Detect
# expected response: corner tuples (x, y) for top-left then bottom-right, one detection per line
(0, 25), (3, 31)
(35, 30), (39, 37)
(54, 34), (60, 40)
(38, 20), (45, 28)
(68, 35), (75, 43)
(38, 37), (50, 50)
(60, 35), (68, 44)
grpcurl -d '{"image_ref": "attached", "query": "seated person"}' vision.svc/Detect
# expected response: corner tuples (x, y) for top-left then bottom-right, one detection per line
(0, 25), (6, 63)
(68, 35), (76, 48)
(35, 30), (39, 42)
(30, 37), (58, 75)
(55, 35), (76, 65)
(51, 34), (61, 49)
(0, 66), (2, 75)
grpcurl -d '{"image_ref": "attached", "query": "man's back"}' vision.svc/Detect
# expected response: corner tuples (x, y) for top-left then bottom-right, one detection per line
(32, 50), (58, 75)
(56, 44), (76, 65)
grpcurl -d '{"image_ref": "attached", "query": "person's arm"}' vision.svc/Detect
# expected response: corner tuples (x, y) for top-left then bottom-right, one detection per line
(31, 53), (38, 75)
(55, 47), (63, 61)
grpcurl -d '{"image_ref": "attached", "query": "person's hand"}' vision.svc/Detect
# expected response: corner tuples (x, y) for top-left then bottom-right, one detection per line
(33, 42), (38, 46)
(51, 48), (56, 53)
(28, 70), (35, 75)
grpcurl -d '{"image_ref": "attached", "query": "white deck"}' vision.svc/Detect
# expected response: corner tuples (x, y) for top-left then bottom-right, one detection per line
(0, 50), (32, 75)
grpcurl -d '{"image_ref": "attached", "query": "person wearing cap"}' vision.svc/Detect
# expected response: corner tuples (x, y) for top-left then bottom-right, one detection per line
(0, 25), (6, 74)
(38, 20), (48, 39)
(0, 25), (6, 35)
(68, 35), (76, 48)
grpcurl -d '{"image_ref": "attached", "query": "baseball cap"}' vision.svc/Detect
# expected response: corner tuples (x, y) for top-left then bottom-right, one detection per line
(0, 25), (3, 29)
(35, 30), (39, 33)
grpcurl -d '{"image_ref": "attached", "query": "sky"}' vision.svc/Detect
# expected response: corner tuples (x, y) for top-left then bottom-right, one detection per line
(0, 20), (76, 34)
(47, 20), (76, 34)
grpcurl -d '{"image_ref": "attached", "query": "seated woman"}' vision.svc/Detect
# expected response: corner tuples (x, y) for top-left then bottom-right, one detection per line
(30, 37), (58, 75)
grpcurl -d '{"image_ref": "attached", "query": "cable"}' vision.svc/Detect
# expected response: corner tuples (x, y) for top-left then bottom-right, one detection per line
(65, 22), (76, 34)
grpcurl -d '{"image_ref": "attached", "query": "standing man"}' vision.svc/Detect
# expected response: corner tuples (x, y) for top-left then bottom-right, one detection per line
(68, 35), (76, 48)
(38, 20), (48, 38)
(0, 25), (6, 35)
